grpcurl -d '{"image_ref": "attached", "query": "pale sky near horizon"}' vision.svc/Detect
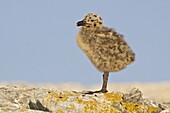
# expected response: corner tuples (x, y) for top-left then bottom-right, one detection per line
(0, 1), (170, 85)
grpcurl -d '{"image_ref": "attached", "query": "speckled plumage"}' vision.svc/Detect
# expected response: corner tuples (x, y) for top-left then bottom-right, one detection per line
(76, 13), (135, 93)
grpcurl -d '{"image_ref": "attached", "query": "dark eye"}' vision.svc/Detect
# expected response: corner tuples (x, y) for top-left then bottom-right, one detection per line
(91, 20), (94, 22)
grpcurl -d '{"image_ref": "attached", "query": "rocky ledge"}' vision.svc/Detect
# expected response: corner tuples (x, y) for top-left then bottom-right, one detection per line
(0, 85), (169, 113)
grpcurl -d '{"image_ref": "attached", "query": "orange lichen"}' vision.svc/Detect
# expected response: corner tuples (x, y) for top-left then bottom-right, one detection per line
(83, 99), (98, 112)
(76, 97), (83, 104)
(47, 90), (73, 102)
(147, 106), (158, 113)
(121, 102), (159, 113)
(47, 90), (59, 99)
(70, 104), (75, 110)
(104, 92), (123, 102)
(44, 91), (160, 113)
(56, 109), (62, 113)
(76, 95), (122, 113)
(122, 102), (136, 112)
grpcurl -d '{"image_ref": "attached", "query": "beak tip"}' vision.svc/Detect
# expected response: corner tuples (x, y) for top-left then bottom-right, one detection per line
(76, 22), (80, 26)
(76, 20), (85, 26)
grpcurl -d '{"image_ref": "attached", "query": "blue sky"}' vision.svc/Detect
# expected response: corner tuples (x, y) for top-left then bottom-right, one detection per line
(0, 1), (170, 85)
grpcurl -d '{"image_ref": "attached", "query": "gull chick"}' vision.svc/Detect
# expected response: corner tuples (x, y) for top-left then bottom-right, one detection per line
(76, 13), (135, 93)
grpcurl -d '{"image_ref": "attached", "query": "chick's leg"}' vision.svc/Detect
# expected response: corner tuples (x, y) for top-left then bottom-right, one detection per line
(100, 72), (109, 93)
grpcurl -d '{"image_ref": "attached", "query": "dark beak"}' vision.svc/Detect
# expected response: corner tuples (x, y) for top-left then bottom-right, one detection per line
(77, 20), (86, 26)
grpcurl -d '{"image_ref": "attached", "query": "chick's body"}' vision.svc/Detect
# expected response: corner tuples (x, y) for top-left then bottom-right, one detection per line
(77, 23), (135, 73)
(76, 13), (135, 93)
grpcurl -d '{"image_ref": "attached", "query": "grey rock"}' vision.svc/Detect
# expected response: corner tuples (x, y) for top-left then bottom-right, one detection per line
(0, 85), (169, 113)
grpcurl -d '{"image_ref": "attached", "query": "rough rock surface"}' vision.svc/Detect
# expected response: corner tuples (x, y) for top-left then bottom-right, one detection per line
(0, 85), (169, 113)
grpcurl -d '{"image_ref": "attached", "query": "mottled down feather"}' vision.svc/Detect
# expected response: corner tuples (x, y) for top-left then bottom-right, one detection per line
(77, 27), (135, 72)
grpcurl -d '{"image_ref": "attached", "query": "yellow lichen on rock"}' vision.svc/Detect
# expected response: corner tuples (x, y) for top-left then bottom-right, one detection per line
(46, 90), (73, 102)
(121, 102), (159, 113)
(82, 99), (121, 113)
(121, 102), (138, 112)
(76, 97), (83, 104)
(148, 106), (159, 113)
(75, 93), (122, 113)
(134, 104), (148, 112)
(56, 109), (62, 113)
(83, 99), (98, 113)
(69, 104), (76, 110)
(43, 90), (162, 113)
(104, 92), (123, 102)
(0, 86), (168, 113)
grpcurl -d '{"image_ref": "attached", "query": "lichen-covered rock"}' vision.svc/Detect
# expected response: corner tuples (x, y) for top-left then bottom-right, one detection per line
(0, 85), (169, 113)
